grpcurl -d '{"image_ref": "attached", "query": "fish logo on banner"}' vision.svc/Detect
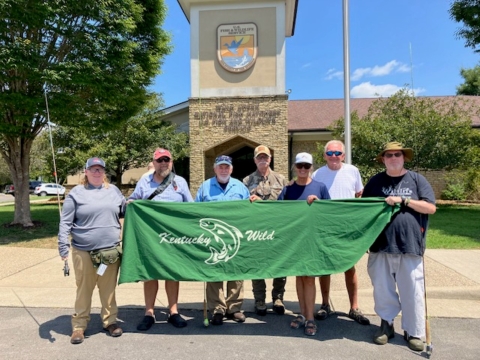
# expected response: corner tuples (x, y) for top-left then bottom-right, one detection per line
(200, 218), (243, 265)
(217, 23), (257, 73)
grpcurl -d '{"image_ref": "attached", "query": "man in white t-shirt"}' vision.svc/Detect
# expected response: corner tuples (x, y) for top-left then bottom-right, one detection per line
(311, 140), (370, 326)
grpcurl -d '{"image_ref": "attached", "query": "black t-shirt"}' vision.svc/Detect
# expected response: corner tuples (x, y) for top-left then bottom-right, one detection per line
(362, 170), (435, 256)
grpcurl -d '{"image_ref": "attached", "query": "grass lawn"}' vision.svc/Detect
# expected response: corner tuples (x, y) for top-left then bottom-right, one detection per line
(0, 202), (479, 249)
(0, 201), (61, 248)
(427, 204), (480, 249)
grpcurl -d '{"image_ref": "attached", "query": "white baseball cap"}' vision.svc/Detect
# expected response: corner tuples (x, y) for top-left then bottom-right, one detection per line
(295, 152), (313, 164)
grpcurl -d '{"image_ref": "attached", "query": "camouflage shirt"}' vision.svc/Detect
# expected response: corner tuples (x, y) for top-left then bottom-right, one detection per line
(243, 168), (287, 200)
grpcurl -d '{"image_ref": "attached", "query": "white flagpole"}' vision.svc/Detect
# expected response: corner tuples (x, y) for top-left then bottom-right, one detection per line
(343, 0), (352, 164)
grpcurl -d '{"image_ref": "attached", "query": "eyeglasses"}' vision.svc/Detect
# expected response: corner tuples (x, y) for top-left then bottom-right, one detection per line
(325, 151), (343, 157)
(87, 168), (105, 174)
(295, 163), (312, 170)
(384, 152), (403, 158)
(155, 157), (171, 163)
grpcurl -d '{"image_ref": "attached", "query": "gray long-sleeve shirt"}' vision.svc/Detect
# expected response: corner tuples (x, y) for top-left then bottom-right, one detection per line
(58, 184), (126, 258)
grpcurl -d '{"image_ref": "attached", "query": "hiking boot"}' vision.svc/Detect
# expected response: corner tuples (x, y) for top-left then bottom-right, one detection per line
(373, 319), (395, 345)
(255, 300), (267, 316)
(404, 331), (424, 351)
(226, 311), (246, 323)
(70, 329), (84, 344)
(348, 308), (370, 325)
(314, 304), (332, 320)
(272, 298), (285, 315)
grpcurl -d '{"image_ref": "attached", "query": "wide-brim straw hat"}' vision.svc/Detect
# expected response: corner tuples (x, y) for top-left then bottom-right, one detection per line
(376, 141), (413, 162)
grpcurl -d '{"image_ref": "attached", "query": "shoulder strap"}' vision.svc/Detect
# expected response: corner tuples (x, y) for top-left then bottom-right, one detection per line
(147, 172), (175, 200)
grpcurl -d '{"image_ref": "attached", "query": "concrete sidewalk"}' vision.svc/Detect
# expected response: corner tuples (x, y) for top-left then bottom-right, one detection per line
(0, 247), (479, 318)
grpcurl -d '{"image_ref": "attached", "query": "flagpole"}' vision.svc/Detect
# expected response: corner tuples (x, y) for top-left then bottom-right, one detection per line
(343, 0), (352, 164)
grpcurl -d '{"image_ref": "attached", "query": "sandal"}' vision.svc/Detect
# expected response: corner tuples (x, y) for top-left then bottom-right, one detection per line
(290, 315), (306, 329)
(304, 320), (317, 336)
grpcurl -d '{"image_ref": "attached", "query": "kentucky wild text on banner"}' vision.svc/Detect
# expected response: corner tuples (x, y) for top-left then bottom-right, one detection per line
(119, 198), (398, 284)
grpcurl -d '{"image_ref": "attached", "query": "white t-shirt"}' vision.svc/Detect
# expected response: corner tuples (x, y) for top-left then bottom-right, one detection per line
(312, 163), (363, 199)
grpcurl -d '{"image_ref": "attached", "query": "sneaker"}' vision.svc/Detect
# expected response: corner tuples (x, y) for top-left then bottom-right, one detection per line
(255, 300), (267, 316)
(373, 319), (395, 345)
(404, 331), (424, 351)
(225, 311), (246, 323)
(272, 298), (285, 315)
(211, 313), (224, 326)
(348, 308), (370, 325)
(315, 304), (331, 320)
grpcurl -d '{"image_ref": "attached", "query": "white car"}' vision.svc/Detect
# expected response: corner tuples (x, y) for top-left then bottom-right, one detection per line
(34, 183), (66, 196)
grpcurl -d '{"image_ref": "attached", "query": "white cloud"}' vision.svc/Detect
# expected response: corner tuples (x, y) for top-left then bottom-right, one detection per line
(351, 82), (425, 98)
(397, 63), (411, 73)
(325, 68), (343, 80)
(351, 60), (411, 81)
(302, 62), (312, 69)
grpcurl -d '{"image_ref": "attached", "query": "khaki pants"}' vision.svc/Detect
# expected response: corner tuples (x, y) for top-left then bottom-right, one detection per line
(71, 247), (120, 331)
(206, 281), (244, 315)
(252, 277), (287, 302)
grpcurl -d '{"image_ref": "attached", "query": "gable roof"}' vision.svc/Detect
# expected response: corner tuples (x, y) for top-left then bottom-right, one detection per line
(288, 96), (480, 132)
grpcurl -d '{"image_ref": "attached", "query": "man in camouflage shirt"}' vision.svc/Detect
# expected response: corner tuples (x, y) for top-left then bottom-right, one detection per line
(243, 145), (288, 316)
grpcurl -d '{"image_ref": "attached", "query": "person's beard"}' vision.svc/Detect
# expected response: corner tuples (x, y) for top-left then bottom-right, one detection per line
(216, 175), (230, 183)
(159, 168), (171, 178)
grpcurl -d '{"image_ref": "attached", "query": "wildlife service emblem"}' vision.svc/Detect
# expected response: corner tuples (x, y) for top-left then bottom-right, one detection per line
(217, 23), (257, 73)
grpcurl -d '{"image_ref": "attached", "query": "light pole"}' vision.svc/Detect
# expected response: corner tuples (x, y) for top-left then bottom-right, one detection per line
(343, 0), (352, 164)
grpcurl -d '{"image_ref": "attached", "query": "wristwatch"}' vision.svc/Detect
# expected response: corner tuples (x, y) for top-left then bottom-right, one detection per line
(401, 196), (411, 206)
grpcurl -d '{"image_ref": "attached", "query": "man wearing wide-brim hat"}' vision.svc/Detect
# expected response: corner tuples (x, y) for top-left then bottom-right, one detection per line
(362, 141), (436, 352)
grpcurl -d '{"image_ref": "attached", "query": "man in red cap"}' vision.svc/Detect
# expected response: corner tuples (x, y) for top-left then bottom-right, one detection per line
(128, 148), (194, 330)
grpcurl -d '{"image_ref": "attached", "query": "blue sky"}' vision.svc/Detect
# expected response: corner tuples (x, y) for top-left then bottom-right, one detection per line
(151, 0), (479, 108)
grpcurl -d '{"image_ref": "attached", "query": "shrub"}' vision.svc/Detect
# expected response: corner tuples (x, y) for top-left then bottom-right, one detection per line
(441, 171), (467, 200)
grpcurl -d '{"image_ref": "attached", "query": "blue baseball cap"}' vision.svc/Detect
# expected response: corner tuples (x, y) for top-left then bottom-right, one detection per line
(85, 157), (106, 169)
(215, 155), (232, 166)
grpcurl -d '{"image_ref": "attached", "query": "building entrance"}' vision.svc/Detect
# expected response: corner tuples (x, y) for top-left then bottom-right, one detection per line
(230, 146), (256, 181)
(229, 146), (276, 181)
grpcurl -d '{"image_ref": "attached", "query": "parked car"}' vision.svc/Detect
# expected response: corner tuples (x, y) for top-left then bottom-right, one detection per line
(6, 181), (43, 196)
(34, 183), (66, 196)
(4, 184), (14, 195)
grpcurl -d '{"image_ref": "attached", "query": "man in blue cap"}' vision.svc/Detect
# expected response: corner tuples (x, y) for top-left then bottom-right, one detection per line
(195, 155), (250, 325)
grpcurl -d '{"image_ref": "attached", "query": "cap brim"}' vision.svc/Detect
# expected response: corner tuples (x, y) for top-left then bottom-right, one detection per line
(215, 161), (232, 166)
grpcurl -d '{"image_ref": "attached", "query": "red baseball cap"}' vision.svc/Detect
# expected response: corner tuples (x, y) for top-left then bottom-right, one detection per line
(153, 148), (172, 160)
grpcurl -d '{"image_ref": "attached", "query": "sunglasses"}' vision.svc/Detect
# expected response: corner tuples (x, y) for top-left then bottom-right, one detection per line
(87, 168), (105, 174)
(384, 152), (403, 158)
(295, 163), (312, 170)
(325, 151), (343, 157)
(155, 157), (171, 163)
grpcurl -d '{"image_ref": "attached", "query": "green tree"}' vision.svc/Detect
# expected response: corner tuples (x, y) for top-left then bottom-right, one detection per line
(0, 0), (171, 226)
(450, 0), (480, 52)
(457, 65), (480, 95)
(48, 94), (189, 185)
(328, 89), (476, 182)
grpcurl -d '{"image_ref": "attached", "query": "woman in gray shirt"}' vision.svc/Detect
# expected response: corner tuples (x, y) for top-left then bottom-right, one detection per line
(58, 157), (125, 344)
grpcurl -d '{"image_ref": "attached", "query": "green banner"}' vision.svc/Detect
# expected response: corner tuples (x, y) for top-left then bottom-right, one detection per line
(119, 198), (398, 284)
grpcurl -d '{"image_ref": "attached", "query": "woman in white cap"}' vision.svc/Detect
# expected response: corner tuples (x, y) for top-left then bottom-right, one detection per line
(277, 152), (330, 336)
(58, 157), (125, 344)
